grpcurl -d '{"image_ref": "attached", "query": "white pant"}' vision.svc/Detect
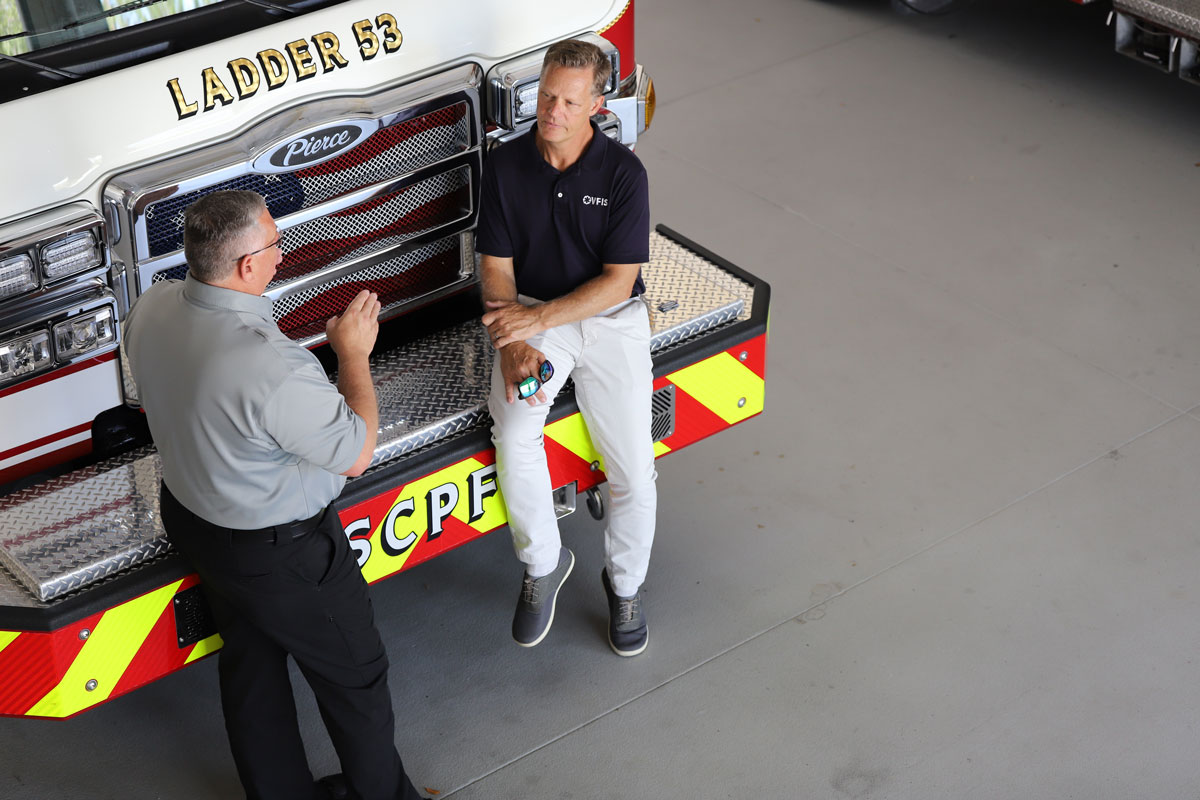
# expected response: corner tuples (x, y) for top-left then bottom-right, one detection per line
(489, 296), (657, 597)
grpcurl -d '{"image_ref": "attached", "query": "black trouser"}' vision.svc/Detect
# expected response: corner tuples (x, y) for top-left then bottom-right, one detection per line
(160, 483), (421, 800)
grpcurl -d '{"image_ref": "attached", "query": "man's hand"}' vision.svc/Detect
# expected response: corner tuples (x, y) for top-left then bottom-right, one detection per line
(499, 341), (548, 405)
(482, 300), (545, 350)
(326, 290), (381, 360)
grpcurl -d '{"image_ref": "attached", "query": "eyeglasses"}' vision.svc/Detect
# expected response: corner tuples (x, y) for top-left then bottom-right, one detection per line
(235, 231), (283, 261)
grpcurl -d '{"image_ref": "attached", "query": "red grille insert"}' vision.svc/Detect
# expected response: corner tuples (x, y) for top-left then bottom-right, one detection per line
(274, 242), (463, 341)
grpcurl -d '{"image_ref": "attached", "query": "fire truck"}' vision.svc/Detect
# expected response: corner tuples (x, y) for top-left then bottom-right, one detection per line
(896, 0), (1200, 83)
(0, 1), (770, 718)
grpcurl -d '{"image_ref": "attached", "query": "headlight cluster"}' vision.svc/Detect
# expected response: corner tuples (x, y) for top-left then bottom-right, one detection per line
(486, 33), (619, 130)
(0, 210), (105, 301)
(0, 301), (117, 387)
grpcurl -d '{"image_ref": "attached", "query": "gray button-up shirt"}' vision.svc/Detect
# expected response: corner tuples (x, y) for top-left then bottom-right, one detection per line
(123, 275), (366, 529)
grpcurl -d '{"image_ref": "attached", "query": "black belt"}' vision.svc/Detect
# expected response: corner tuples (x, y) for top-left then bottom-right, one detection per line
(234, 506), (328, 544)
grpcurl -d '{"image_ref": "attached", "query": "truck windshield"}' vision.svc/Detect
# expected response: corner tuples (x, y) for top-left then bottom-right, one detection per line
(0, 0), (225, 57)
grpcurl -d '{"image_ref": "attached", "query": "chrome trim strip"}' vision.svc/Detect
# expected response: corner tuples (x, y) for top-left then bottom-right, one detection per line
(0, 279), (112, 338)
(0, 205), (103, 259)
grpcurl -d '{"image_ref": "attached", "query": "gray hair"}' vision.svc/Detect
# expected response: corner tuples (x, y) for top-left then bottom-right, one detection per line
(183, 190), (267, 283)
(542, 39), (611, 97)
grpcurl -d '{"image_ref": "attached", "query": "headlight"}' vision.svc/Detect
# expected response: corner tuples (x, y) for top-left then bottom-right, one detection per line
(0, 253), (37, 300)
(54, 305), (116, 360)
(42, 230), (103, 281)
(0, 329), (52, 383)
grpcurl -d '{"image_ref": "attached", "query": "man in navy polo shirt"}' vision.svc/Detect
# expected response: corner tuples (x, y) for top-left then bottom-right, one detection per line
(476, 38), (655, 657)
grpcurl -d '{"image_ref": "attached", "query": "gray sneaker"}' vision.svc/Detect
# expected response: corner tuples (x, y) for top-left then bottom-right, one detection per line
(512, 547), (574, 647)
(602, 569), (648, 657)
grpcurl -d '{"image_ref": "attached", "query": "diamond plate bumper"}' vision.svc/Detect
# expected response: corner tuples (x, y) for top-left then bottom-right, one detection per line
(1115, 0), (1200, 39)
(0, 231), (753, 607)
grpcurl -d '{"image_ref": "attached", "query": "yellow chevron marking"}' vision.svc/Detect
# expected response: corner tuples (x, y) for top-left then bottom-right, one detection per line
(668, 352), (765, 425)
(653, 440), (671, 458)
(28, 580), (183, 718)
(545, 413), (605, 472)
(362, 457), (505, 583)
(0, 630), (19, 655)
(184, 633), (223, 665)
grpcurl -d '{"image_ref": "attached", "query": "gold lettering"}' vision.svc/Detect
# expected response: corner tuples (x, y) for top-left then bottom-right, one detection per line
(285, 39), (318, 81)
(311, 31), (348, 73)
(166, 77), (199, 120)
(227, 57), (260, 100)
(351, 19), (380, 60)
(202, 67), (235, 111)
(256, 48), (289, 89)
(376, 13), (402, 54)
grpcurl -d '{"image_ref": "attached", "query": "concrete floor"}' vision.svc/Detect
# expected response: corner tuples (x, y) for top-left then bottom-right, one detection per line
(6, 0), (1200, 797)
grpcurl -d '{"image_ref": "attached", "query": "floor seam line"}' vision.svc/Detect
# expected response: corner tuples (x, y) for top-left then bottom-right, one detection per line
(442, 412), (1190, 796)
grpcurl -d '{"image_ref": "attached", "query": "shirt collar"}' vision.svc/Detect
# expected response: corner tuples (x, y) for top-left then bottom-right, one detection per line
(525, 120), (608, 175)
(183, 273), (274, 321)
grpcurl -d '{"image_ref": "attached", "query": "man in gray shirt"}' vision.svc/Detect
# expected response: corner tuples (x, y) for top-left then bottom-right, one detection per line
(123, 190), (422, 800)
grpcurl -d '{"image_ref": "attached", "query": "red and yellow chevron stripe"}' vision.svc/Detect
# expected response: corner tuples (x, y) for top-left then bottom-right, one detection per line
(0, 332), (766, 719)
(0, 574), (221, 719)
(343, 333), (768, 586)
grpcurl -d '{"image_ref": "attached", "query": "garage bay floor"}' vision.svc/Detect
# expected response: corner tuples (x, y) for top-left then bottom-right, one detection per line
(5, 1), (1200, 797)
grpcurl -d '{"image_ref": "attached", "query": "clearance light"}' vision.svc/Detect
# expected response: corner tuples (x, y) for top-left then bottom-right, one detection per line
(642, 76), (656, 131)
(53, 306), (116, 361)
(0, 253), (37, 299)
(41, 230), (102, 280)
(0, 329), (52, 383)
(515, 83), (540, 122)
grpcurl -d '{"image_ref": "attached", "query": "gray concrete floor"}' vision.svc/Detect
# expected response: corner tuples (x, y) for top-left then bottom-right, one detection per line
(6, 0), (1200, 797)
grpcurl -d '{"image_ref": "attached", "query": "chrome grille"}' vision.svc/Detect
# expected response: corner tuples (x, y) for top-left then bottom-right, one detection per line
(110, 66), (487, 348)
(272, 166), (471, 285)
(272, 234), (472, 344)
(142, 102), (471, 258)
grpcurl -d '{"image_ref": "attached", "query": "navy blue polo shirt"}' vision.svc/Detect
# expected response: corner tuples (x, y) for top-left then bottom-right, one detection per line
(475, 121), (650, 300)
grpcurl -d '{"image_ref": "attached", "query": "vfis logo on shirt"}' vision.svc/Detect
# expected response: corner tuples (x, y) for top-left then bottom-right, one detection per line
(582, 195), (609, 206)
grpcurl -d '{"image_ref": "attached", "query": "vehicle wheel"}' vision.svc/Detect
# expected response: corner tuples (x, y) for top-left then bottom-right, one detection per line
(586, 487), (605, 520)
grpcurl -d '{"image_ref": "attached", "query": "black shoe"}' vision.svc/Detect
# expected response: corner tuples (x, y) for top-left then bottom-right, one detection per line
(512, 546), (574, 646)
(315, 774), (355, 800)
(602, 568), (648, 657)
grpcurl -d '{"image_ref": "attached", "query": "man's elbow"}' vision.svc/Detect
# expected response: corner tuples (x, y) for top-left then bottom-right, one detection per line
(341, 441), (375, 477)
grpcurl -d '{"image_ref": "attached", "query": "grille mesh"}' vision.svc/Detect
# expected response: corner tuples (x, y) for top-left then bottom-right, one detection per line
(143, 102), (470, 257)
(271, 167), (469, 285)
(273, 237), (464, 341)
